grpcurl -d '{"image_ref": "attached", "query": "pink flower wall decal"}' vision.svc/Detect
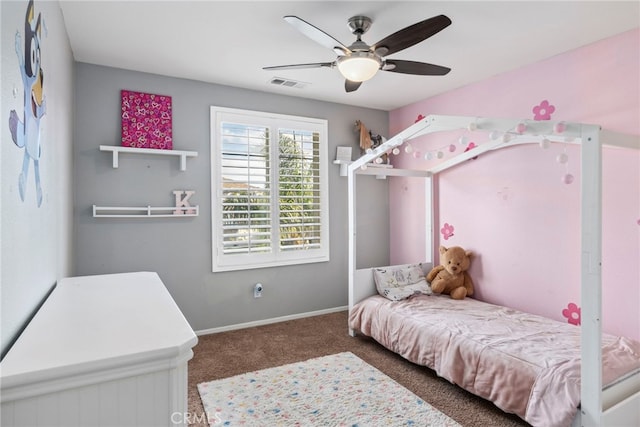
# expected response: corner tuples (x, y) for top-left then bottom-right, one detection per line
(440, 223), (454, 240)
(532, 100), (556, 121)
(562, 302), (581, 325)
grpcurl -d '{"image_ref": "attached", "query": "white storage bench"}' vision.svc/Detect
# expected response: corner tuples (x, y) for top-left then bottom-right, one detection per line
(1, 271), (198, 427)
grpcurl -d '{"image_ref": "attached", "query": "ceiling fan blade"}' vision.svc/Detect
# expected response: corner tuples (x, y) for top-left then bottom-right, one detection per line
(345, 80), (362, 93)
(384, 59), (451, 76)
(263, 62), (335, 71)
(372, 15), (452, 57)
(284, 15), (350, 55)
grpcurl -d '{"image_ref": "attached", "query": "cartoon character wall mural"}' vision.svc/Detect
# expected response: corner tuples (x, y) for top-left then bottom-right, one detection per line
(8, 0), (46, 207)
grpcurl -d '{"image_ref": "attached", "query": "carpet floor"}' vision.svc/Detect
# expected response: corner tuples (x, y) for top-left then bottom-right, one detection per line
(188, 310), (530, 427)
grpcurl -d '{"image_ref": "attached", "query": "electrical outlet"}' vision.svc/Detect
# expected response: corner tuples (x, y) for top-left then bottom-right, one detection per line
(254, 283), (263, 298)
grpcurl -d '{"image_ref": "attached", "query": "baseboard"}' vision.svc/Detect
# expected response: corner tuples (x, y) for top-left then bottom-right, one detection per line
(195, 306), (348, 336)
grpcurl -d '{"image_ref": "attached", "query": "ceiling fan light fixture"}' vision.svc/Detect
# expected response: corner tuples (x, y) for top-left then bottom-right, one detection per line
(267, 14), (453, 92)
(337, 52), (381, 82)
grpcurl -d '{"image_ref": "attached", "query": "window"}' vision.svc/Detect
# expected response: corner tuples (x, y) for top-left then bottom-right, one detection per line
(211, 106), (329, 271)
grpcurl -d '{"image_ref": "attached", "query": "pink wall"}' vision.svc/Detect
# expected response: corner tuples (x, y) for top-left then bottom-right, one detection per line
(389, 29), (639, 341)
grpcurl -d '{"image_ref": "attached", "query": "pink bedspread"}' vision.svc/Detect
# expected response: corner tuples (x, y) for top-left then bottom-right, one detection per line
(349, 294), (640, 427)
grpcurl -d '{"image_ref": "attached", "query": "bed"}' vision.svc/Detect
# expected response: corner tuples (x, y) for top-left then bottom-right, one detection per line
(345, 115), (640, 426)
(348, 263), (640, 427)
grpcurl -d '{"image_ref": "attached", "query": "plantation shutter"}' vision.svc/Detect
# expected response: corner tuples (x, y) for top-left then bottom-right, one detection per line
(211, 106), (329, 272)
(220, 122), (272, 255)
(278, 129), (322, 251)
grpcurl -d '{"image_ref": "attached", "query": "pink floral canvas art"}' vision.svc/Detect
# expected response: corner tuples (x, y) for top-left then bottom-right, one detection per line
(121, 90), (172, 149)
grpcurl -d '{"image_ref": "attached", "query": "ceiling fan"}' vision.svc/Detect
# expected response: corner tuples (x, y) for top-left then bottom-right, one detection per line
(263, 14), (452, 93)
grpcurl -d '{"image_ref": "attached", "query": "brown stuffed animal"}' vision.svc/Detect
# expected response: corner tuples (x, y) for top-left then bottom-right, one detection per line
(355, 120), (372, 153)
(427, 246), (474, 300)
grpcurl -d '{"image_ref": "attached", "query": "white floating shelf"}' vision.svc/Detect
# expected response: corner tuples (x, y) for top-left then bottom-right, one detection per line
(334, 159), (393, 178)
(100, 145), (198, 171)
(93, 205), (199, 218)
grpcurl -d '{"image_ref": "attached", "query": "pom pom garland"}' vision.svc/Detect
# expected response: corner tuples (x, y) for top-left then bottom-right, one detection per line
(370, 118), (576, 187)
(554, 121), (567, 134)
(557, 152), (569, 164)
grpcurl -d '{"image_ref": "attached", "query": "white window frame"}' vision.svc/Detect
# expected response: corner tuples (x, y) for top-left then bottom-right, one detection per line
(211, 106), (330, 272)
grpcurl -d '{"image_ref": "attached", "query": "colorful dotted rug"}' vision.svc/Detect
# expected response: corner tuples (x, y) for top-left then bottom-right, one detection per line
(197, 351), (461, 426)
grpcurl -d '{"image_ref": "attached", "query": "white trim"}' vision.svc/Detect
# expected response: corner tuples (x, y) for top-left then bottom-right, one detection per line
(195, 306), (347, 336)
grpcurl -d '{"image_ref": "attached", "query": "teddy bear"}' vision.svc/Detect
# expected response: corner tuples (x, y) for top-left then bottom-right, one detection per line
(426, 245), (474, 300)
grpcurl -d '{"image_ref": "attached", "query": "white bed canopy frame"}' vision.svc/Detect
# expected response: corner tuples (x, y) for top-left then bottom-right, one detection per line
(346, 114), (639, 427)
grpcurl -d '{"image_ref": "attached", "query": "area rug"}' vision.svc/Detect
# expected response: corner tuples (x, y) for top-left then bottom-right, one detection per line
(198, 351), (461, 426)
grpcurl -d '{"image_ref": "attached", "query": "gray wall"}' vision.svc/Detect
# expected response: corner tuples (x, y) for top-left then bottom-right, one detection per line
(73, 63), (389, 332)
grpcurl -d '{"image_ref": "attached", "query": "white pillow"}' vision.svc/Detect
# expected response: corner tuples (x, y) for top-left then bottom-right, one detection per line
(373, 264), (432, 301)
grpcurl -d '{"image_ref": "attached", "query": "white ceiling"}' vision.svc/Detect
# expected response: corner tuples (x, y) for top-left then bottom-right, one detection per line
(58, 1), (640, 111)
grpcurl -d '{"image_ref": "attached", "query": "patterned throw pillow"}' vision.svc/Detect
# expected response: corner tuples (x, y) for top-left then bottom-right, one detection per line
(373, 264), (432, 301)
